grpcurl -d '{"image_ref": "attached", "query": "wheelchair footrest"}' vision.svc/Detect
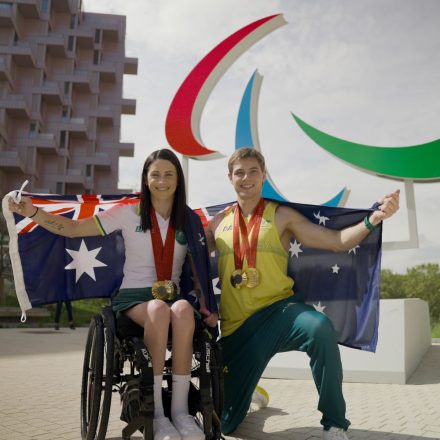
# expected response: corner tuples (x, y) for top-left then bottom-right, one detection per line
(122, 413), (153, 439)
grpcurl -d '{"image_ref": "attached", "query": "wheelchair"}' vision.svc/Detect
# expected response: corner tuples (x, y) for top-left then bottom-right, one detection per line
(80, 305), (224, 440)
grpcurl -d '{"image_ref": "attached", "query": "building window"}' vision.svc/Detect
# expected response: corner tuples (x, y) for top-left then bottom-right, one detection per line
(70, 14), (77, 29)
(41, 0), (50, 14)
(68, 35), (75, 52)
(93, 49), (100, 65)
(13, 32), (18, 45)
(29, 122), (37, 137)
(60, 130), (67, 148)
(0, 3), (12, 12)
(64, 81), (71, 96)
(94, 29), (101, 44)
(61, 106), (69, 120)
(86, 164), (92, 177)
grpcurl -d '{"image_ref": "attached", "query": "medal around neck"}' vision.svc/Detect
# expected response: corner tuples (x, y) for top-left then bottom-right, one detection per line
(246, 267), (259, 288)
(152, 280), (177, 301)
(230, 269), (248, 289)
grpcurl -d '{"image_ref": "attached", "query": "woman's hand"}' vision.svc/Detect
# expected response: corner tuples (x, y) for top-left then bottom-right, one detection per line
(8, 196), (36, 217)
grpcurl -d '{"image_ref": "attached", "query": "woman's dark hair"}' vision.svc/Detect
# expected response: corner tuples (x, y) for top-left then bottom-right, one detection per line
(139, 149), (186, 232)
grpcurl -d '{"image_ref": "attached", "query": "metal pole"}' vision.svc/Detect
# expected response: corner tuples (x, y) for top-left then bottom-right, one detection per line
(182, 155), (189, 200)
(383, 180), (419, 250)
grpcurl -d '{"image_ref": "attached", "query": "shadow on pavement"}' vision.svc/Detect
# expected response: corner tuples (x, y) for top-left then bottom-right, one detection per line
(0, 327), (88, 357)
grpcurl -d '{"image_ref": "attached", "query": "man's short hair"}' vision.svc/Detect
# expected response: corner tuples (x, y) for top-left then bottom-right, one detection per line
(228, 147), (266, 173)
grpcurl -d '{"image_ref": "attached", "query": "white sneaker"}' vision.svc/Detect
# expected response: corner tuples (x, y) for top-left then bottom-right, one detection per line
(172, 413), (204, 440)
(323, 427), (349, 440)
(251, 385), (269, 408)
(154, 416), (181, 440)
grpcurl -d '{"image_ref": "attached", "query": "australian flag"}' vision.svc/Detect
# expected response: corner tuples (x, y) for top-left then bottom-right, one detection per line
(195, 199), (382, 353)
(3, 193), (381, 352)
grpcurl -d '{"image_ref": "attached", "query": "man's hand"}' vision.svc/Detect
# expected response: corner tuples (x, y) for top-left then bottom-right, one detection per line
(370, 189), (400, 225)
(202, 310), (219, 328)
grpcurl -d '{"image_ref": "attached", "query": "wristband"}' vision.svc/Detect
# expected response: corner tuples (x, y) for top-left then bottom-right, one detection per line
(363, 215), (378, 232)
(28, 207), (39, 218)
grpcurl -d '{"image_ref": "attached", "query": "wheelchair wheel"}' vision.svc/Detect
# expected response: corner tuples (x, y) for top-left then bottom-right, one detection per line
(189, 344), (224, 440)
(80, 313), (114, 440)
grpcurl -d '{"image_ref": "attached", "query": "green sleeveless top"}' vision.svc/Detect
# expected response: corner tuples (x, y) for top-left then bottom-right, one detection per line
(216, 201), (294, 336)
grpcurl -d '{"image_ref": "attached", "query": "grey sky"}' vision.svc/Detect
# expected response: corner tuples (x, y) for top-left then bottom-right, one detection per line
(85, 0), (440, 273)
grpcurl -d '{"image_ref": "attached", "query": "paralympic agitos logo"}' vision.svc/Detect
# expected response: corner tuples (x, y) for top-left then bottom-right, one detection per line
(164, 14), (440, 205)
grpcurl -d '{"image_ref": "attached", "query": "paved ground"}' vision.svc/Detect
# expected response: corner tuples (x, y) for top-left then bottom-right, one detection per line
(0, 327), (439, 440)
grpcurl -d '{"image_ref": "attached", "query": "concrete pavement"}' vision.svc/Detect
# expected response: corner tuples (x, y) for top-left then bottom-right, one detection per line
(0, 328), (439, 440)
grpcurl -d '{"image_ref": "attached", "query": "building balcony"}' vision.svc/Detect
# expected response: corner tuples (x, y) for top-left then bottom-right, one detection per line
(64, 69), (98, 93)
(101, 21), (120, 42)
(16, 0), (42, 19)
(39, 32), (68, 57)
(1, 41), (38, 67)
(33, 81), (64, 104)
(91, 62), (116, 82)
(88, 152), (111, 168)
(0, 93), (32, 118)
(92, 105), (115, 126)
(0, 54), (13, 85)
(0, 150), (26, 172)
(124, 57), (138, 75)
(17, 133), (58, 153)
(121, 98), (136, 115)
(56, 117), (95, 140)
(65, 168), (86, 185)
(0, 2), (18, 29)
(99, 141), (134, 158)
(71, 26), (94, 49)
(52, 0), (74, 13)
(119, 142), (134, 157)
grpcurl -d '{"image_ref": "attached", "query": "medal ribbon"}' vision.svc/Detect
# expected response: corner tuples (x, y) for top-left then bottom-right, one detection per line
(150, 210), (175, 281)
(232, 198), (264, 271)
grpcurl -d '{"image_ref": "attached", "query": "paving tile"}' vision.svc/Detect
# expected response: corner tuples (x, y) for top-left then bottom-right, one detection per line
(1, 329), (439, 440)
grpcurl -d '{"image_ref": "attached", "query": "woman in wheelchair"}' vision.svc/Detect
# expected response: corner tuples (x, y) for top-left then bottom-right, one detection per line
(8, 148), (219, 440)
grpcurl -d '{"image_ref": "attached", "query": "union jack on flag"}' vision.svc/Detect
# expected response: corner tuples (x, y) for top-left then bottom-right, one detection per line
(3, 192), (382, 352)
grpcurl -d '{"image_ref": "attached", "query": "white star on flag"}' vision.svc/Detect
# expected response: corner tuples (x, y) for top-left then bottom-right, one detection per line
(348, 245), (360, 255)
(331, 264), (340, 274)
(65, 239), (107, 282)
(289, 240), (303, 258)
(313, 211), (330, 226)
(313, 301), (326, 314)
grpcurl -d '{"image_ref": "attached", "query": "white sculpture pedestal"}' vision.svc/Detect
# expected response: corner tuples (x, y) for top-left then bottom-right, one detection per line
(263, 298), (431, 384)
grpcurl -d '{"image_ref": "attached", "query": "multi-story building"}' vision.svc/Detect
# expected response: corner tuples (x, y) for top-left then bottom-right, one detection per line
(0, 0), (138, 196)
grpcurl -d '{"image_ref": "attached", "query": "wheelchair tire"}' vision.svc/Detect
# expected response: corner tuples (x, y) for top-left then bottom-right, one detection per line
(80, 314), (114, 440)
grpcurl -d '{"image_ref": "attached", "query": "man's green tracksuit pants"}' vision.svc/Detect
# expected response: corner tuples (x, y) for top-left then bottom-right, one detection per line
(220, 297), (351, 434)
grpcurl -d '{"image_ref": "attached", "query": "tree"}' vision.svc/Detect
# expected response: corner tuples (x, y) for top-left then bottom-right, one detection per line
(381, 264), (440, 324)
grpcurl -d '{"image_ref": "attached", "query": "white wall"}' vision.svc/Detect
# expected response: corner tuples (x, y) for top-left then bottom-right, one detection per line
(263, 299), (431, 384)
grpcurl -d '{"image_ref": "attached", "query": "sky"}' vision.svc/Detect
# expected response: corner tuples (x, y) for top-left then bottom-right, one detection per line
(84, 0), (439, 273)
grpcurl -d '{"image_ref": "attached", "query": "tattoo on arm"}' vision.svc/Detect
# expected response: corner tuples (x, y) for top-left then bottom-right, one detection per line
(43, 219), (65, 232)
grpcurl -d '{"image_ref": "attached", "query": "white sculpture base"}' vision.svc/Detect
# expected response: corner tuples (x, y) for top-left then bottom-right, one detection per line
(263, 298), (431, 384)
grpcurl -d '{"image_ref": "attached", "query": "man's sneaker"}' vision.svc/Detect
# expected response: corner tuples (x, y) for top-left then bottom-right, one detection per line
(172, 413), (204, 440)
(251, 385), (269, 408)
(153, 416), (181, 440)
(323, 427), (349, 440)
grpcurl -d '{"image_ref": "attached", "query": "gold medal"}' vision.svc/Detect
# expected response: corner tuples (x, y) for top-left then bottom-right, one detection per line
(152, 280), (177, 301)
(230, 269), (248, 289)
(246, 267), (259, 288)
